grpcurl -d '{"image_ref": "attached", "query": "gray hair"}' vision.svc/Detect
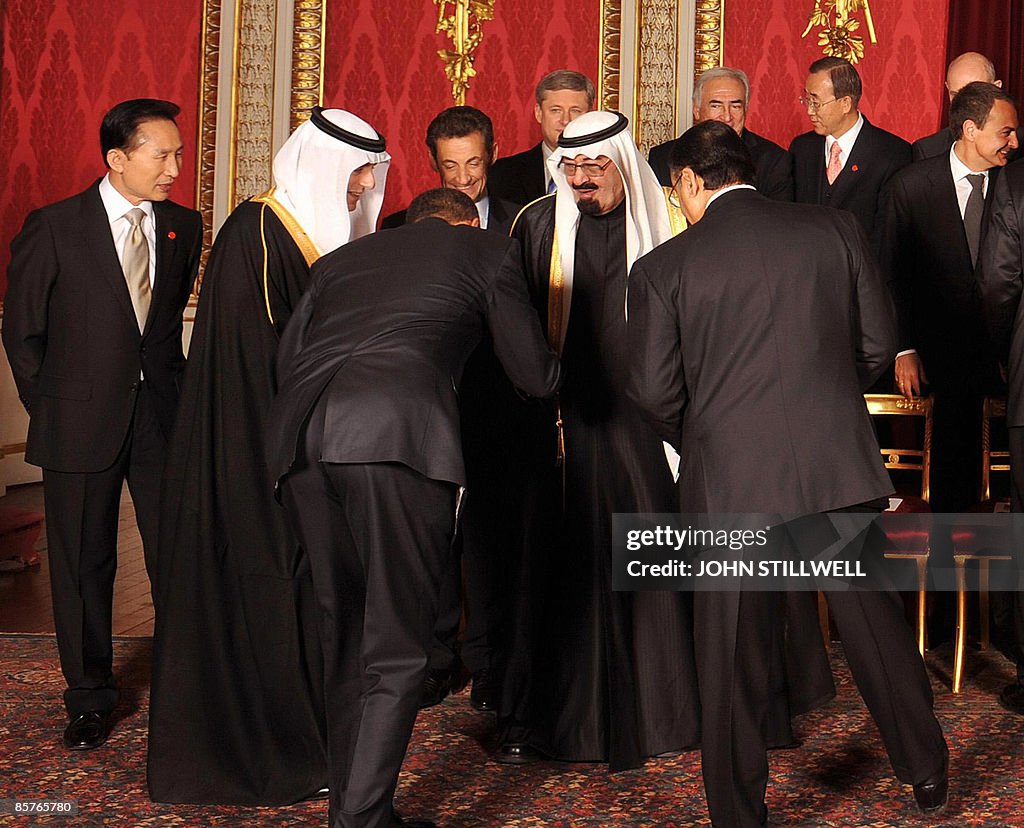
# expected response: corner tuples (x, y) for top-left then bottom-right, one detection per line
(693, 67), (751, 108)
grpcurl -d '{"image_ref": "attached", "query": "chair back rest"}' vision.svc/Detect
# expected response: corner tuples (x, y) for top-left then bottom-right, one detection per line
(981, 396), (1010, 503)
(864, 394), (933, 504)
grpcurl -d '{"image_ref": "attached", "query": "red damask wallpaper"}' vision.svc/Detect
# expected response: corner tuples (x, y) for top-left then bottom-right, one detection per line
(0, 0), (202, 295)
(725, 0), (950, 148)
(324, 0), (601, 218)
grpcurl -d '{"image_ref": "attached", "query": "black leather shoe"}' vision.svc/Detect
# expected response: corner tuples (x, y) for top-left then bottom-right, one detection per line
(469, 669), (496, 712)
(998, 681), (1024, 715)
(419, 669), (451, 709)
(493, 740), (541, 765)
(62, 711), (110, 750)
(912, 768), (949, 815)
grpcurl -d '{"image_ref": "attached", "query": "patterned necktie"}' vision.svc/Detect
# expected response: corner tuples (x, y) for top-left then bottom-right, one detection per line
(547, 178), (557, 194)
(123, 207), (151, 333)
(963, 173), (986, 267)
(826, 141), (843, 185)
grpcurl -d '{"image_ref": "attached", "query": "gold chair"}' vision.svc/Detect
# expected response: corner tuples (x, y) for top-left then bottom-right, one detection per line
(819, 395), (934, 651)
(952, 396), (1012, 694)
(867, 393), (934, 657)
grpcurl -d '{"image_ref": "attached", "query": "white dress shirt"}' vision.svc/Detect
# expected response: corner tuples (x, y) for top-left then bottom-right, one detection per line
(824, 113), (866, 175)
(949, 143), (990, 218)
(99, 174), (156, 289)
(475, 194), (490, 229)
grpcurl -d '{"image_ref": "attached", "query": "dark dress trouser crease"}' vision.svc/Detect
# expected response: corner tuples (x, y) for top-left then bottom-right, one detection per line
(44, 382), (165, 717)
(697, 509), (948, 828)
(281, 398), (456, 828)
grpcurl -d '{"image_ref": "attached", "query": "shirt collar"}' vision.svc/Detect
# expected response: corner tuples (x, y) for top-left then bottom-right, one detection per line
(99, 174), (154, 225)
(949, 142), (989, 182)
(827, 112), (864, 159)
(706, 183), (757, 209)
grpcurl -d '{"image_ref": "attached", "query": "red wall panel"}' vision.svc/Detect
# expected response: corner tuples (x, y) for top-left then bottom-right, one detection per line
(323, 0), (601, 219)
(0, 0), (202, 295)
(724, 0), (949, 150)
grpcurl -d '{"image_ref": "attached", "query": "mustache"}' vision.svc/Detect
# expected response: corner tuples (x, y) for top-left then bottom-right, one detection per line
(572, 182), (598, 192)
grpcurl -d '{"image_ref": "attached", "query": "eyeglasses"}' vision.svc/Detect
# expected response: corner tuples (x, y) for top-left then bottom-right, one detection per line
(668, 172), (683, 208)
(798, 96), (837, 112)
(558, 158), (614, 178)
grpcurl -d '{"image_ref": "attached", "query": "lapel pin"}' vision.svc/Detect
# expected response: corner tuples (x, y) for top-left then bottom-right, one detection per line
(167, 231), (176, 239)
(851, 164), (859, 172)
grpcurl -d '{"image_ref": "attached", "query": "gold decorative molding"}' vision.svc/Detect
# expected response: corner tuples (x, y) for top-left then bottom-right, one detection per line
(434, 0), (495, 105)
(196, 0), (222, 290)
(694, 0), (724, 81)
(231, 0), (278, 208)
(635, 0), (680, 150)
(599, 0), (622, 112)
(802, 0), (877, 64)
(290, 0), (326, 130)
(603, 2), (723, 150)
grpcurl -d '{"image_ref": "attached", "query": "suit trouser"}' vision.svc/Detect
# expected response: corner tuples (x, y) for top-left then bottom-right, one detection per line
(696, 517), (947, 828)
(281, 439), (455, 828)
(430, 472), (516, 675)
(42, 383), (165, 717)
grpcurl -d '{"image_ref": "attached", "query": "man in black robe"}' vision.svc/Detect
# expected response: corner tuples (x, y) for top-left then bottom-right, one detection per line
(147, 108), (389, 805)
(496, 110), (701, 770)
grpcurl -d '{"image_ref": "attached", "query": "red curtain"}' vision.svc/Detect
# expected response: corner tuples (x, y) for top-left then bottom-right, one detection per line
(946, 0), (1024, 100)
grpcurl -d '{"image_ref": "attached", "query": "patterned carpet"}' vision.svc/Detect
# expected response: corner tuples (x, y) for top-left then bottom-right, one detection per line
(2, 633), (1023, 827)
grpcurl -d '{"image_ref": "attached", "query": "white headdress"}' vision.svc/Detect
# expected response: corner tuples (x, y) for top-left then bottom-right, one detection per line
(271, 108), (390, 255)
(546, 111), (671, 345)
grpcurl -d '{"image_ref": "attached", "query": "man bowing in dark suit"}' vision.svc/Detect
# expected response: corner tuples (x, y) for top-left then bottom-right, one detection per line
(266, 188), (561, 828)
(648, 66), (793, 201)
(881, 82), (1018, 513)
(628, 121), (948, 827)
(2, 99), (202, 750)
(791, 57), (911, 241)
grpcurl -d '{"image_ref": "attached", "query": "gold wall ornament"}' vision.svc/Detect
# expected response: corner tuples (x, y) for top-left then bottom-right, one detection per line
(434, 0), (495, 105)
(290, 0), (327, 131)
(599, 0), (622, 112)
(693, 0), (724, 79)
(802, 0), (877, 64)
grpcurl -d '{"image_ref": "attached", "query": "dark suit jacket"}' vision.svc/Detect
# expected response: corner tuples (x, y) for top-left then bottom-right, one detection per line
(978, 159), (1024, 426)
(381, 193), (520, 235)
(487, 143), (547, 207)
(912, 128), (953, 162)
(266, 219), (561, 488)
(790, 116), (911, 241)
(627, 188), (895, 514)
(878, 153), (999, 385)
(3, 180), (202, 473)
(648, 128), (794, 201)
